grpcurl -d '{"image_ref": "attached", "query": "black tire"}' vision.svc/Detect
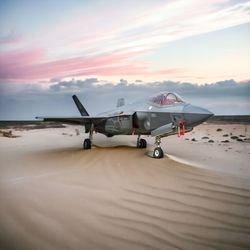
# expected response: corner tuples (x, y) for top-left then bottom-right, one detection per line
(137, 138), (147, 148)
(137, 139), (142, 148)
(83, 139), (91, 149)
(141, 139), (147, 148)
(153, 147), (164, 158)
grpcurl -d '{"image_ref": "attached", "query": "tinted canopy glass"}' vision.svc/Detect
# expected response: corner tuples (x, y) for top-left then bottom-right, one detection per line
(151, 92), (184, 106)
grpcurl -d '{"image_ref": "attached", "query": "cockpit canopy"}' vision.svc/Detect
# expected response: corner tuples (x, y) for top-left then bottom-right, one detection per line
(150, 92), (184, 106)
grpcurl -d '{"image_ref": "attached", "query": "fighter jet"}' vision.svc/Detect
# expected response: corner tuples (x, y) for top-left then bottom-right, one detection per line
(37, 92), (213, 158)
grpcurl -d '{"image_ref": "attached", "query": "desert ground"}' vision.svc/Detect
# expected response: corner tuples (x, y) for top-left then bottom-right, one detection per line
(0, 122), (250, 250)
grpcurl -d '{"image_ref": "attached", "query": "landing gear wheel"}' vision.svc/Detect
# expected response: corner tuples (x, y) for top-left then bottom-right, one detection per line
(83, 138), (91, 150)
(141, 139), (147, 148)
(137, 138), (147, 148)
(153, 147), (164, 159)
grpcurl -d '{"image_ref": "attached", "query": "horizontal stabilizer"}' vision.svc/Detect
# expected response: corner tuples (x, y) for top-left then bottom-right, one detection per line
(151, 123), (173, 137)
(72, 95), (89, 116)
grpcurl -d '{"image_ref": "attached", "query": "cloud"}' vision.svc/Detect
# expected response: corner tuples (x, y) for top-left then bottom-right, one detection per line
(1, 79), (249, 119)
(50, 77), (62, 83)
(0, 47), (183, 82)
(0, 48), (45, 80)
(47, 78), (250, 98)
(1, 0), (249, 82)
(50, 78), (98, 92)
(0, 32), (22, 45)
(0, 51), (145, 81)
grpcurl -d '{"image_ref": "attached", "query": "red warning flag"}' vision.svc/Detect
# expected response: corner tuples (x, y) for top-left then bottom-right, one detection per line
(178, 121), (181, 137)
(181, 121), (185, 136)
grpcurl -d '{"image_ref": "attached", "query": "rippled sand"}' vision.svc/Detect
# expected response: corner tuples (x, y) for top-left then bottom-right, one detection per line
(0, 125), (250, 250)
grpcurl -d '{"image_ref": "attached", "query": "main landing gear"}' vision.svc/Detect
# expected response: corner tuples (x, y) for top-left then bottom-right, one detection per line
(83, 124), (93, 150)
(153, 136), (164, 159)
(137, 135), (147, 149)
(83, 138), (91, 149)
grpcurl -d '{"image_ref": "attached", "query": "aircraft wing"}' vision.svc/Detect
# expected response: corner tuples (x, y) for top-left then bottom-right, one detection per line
(36, 114), (133, 125)
(36, 95), (134, 125)
(36, 116), (110, 125)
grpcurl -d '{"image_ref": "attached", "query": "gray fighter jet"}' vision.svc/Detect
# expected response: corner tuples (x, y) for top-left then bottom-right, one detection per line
(37, 92), (213, 158)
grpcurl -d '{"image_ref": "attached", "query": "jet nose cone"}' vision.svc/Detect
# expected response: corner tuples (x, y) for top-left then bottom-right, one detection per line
(184, 104), (213, 125)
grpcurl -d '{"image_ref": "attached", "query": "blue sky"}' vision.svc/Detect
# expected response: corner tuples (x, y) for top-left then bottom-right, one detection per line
(0, 0), (249, 118)
(1, 0), (249, 83)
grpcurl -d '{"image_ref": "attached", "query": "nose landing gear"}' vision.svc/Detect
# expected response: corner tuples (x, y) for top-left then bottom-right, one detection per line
(153, 136), (164, 159)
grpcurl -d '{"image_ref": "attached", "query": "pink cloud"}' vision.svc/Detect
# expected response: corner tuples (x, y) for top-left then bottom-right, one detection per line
(0, 49), (44, 66)
(0, 46), (187, 82)
(0, 49), (147, 81)
(0, 48), (45, 80)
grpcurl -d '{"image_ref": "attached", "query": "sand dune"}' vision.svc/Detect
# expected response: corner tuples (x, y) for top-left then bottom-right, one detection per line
(0, 124), (250, 249)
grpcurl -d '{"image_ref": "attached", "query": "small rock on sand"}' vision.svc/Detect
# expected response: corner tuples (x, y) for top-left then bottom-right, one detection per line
(231, 136), (238, 140)
(0, 130), (19, 138)
(221, 140), (230, 143)
(216, 128), (222, 132)
(202, 136), (209, 139)
(208, 140), (214, 143)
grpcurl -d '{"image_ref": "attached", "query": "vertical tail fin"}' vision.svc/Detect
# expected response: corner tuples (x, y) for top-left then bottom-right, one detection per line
(72, 95), (89, 116)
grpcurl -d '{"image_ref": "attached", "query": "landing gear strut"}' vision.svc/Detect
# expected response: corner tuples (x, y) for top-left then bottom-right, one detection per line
(153, 136), (164, 159)
(83, 124), (94, 150)
(137, 135), (147, 148)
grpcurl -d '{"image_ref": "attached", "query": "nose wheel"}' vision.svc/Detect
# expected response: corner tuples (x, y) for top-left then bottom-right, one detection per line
(153, 147), (164, 158)
(153, 136), (164, 159)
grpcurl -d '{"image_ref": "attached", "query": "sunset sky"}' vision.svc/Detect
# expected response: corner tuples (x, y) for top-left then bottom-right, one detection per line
(1, 0), (249, 84)
(0, 0), (249, 119)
